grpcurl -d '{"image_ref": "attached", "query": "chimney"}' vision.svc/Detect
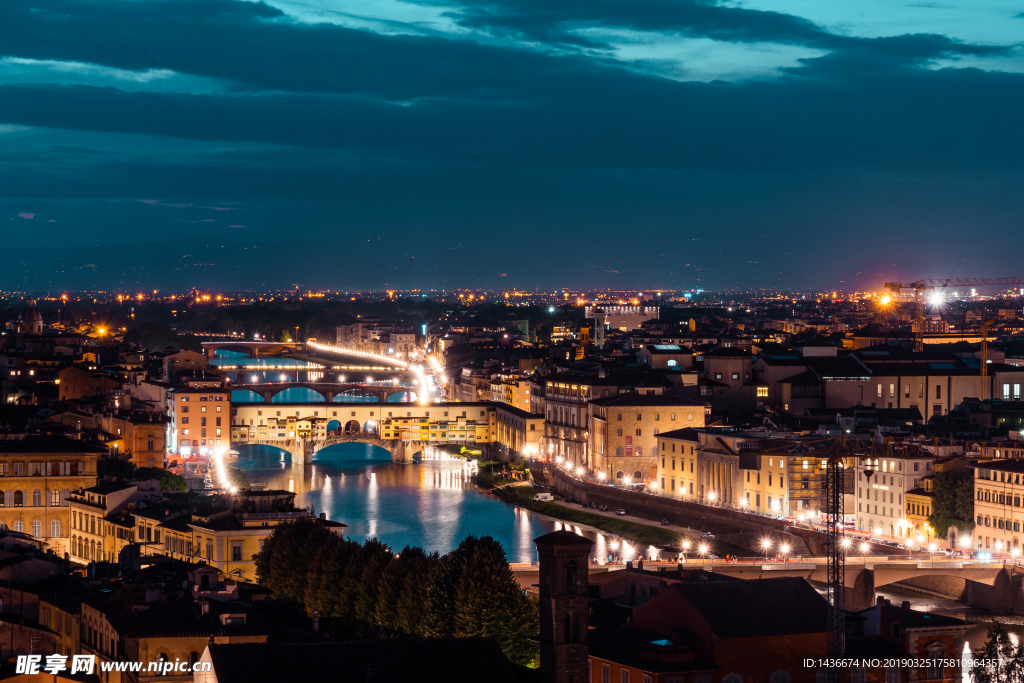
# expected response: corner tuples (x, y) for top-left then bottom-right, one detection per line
(876, 596), (885, 607)
(637, 559), (644, 571)
(901, 601), (911, 609)
(626, 560), (633, 570)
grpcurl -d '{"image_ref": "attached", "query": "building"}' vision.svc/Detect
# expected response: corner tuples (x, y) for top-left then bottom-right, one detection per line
(584, 305), (660, 333)
(853, 450), (934, 539)
(100, 412), (169, 468)
(58, 366), (121, 401)
(535, 530), (593, 683)
(0, 436), (104, 556)
(972, 459), (1024, 552)
(543, 374), (668, 469)
(169, 384), (232, 454)
(854, 597), (970, 683)
(638, 344), (694, 370)
(67, 480), (162, 565)
(588, 394), (706, 486)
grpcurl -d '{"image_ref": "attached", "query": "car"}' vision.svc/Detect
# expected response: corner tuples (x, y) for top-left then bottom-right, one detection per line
(702, 531), (715, 539)
(661, 519), (671, 526)
(615, 509), (627, 516)
(531, 492), (554, 502)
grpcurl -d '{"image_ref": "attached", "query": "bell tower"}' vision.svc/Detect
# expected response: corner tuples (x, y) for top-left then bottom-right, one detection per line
(535, 530), (593, 683)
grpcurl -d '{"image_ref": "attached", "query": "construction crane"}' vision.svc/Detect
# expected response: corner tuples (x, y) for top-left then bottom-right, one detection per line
(884, 277), (1023, 352)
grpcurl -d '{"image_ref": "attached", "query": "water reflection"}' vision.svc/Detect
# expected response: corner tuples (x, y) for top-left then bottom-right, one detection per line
(235, 442), (628, 563)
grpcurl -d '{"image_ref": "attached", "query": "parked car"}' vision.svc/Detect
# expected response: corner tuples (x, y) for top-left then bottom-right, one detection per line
(532, 492), (554, 502)
(615, 509), (627, 516)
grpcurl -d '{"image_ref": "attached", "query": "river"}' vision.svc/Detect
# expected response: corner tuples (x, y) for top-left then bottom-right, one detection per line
(234, 443), (658, 564)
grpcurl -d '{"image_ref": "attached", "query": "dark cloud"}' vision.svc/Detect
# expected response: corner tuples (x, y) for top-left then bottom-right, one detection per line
(0, 0), (1021, 291)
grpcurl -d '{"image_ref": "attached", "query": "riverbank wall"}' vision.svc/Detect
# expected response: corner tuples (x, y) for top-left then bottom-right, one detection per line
(536, 467), (908, 557)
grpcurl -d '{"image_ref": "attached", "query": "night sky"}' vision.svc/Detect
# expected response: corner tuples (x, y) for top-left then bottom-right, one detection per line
(1, 0), (1022, 292)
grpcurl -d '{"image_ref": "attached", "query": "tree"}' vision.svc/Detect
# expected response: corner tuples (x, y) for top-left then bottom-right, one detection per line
(354, 538), (393, 622)
(135, 467), (188, 492)
(375, 546), (434, 631)
(971, 621), (1024, 683)
(254, 518), (336, 603)
(927, 468), (974, 539)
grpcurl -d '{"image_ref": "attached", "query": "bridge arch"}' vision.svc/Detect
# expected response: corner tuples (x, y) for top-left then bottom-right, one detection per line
(326, 419), (341, 434)
(231, 390), (265, 403)
(271, 387), (327, 403)
(343, 420), (362, 435)
(363, 420), (379, 436)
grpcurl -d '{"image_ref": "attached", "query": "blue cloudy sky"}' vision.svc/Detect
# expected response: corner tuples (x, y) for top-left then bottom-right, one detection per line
(1, 0), (1022, 292)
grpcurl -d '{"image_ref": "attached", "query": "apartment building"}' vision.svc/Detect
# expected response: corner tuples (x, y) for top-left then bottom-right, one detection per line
(0, 436), (103, 556)
(973, 460), (1024, 552)
(169, 384), (231, 454)
(67, 480), (162, 565)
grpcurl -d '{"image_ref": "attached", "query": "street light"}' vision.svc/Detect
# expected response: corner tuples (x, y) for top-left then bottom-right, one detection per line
(860, 542), (870, 554)
(739, 497), (749, 507)
(597, 471), (607, 481)
(576, 467), (584, 477)
(681, 539), (691, 561)
(928, 542), (937, 553)
(623, 476), (632, 486)
(779, 543), (791, 560)
(708, 491), (717, 504)
(760, 538), (772, 559)
(698, 543), (709, 567)
(841, 537), (852, 552)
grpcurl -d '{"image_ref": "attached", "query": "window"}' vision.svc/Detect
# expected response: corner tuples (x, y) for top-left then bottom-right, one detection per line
(31, 520), (41, 538)
(51, 519), (60, 537)
(231, 543), (243, 562)
(723, 675), (743, 683)
(602, 665), (611, 683)
(635, 429), (641, 436)
(13, 490), (23, 507)
(732, 372), (739, 380)
(935, 385), (941, 399)
(926, 643), (946, 679)
(620, 671), (630, 683)
(757, 386), (768, 397)
(32, 489), (41, 507)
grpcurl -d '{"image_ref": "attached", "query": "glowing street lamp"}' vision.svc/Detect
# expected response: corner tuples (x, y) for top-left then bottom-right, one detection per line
(928, 542), (937, 553)
(576, 467), (584, 477)
(681, 539), (691, 561)
(841, 537), (852, 552)
(959, 536), (971, 549)
(623, 477), (632, 486)
(779, 543), (791, 560)
(1012, 547), (1021, 562)
(708, 491), (717, 504)
(860, 542), (870, 555)
(699, 543), (709, 567)
(597, 471), (607, 481)
(760, 538), (772, 559)
(740, 497), (749, 507)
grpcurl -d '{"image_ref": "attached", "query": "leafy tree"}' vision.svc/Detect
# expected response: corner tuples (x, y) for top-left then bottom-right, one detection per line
(254, 518), (335, 602)
(98, 455), (136, 481)
(394, 548), (438, 635)
(135, 467), (188, 492)
(971, 621), (1024, 683)
(927, 468), (975, 539)
(354, 539), (393, 622)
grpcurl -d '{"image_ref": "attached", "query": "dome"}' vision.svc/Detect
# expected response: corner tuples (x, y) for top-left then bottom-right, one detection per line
(14, 300), (44, 334)
(17, 300), (42, 323)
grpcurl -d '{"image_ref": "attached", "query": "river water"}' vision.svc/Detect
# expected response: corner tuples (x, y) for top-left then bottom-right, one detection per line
(234, 443), (657, 564)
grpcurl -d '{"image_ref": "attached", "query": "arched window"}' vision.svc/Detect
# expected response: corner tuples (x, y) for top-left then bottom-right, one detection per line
(769, 670), (791, 683)
(615, 471), (624, 480)
(13, 491), (23, 507)
(32, 490), (41, 507)
(633, 471), (642, 480)
(31, 521), (41, 538)
(50, 490), (60, 506)
(723, 675), (743, 683)
(51, 519), (61, 538)
(12, 521), (23, 533)
(565, 560), (578, 594)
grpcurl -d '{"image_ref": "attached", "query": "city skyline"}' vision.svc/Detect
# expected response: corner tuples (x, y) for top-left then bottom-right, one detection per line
(2, 0), (1023, 291)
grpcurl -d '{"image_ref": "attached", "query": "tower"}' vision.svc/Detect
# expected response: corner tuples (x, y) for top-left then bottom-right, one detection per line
(535, 530), (593, 683)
